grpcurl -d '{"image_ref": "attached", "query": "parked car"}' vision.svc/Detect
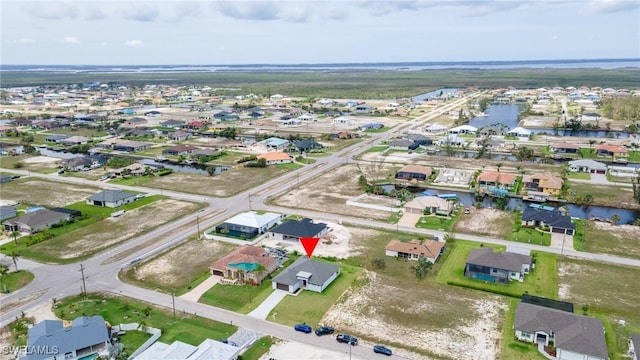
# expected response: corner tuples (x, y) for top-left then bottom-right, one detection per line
(464, 208), (471, 214)
(336, 334), (358, 346)
(294, 323), (312, 334)
(315, 326), (335, 336)
(373, 345), (393, 356)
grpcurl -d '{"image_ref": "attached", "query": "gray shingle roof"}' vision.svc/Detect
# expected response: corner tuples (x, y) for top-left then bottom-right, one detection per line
(466, 248), (531, 272)
(25, 316), (109, 360)
(86, 190), (136, 203)
(269, 218), (327, 238)
(5, 209), (69, 230)
(272, 257), (339, 287)
(522, 207), (576, 230)
(514, 303), (608, 359)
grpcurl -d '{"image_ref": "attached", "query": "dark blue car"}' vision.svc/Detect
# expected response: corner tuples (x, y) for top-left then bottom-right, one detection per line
(373, 345), (392, 356)
(294, 323), (312, 333)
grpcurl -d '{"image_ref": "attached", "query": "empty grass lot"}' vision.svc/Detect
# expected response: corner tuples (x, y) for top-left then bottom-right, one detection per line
(55, 293), (237, 350)
(436, 240), (558, 300)
(267, 263), (362, 327)
(567, 181), (636, 208)
(0, 178), (99, 207)
(558, 258), (640, 359)
(239, 336), (274, 360)
(2, 270), (34, 293)
(199, 256), (299, 314)
(574, 220), (640, 259)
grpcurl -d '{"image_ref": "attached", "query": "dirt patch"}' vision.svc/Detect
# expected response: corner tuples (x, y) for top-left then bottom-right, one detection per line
(454, 208), (513, 238)
(259, 222), (377, 259)
(23, 156), (61, 164)
(0, 178), (99, 207)
(259, 340), (368, 360)
(273, 164), (395, 220)
(33, 199), (201, 260)
(592, 221), (640, 240)
(132, 239), (237, 289)
(321, 271), (506, 360)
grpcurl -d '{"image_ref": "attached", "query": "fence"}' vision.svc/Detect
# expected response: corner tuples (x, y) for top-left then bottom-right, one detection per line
(119, 323), (161, 359)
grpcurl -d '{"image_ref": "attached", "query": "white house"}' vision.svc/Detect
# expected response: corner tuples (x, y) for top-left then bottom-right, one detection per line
(425, 123), (447, 133)
(568, 159), (607, 174)
(272, 257), (340, 294)
(514, 302), (608, 360)
(135, 338), (240, 360)
(507, 127), (532, 139)
(448, 124), (477, 134)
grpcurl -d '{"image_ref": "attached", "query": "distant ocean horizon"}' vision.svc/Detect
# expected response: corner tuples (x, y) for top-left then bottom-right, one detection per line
(1, 58), (638, 73)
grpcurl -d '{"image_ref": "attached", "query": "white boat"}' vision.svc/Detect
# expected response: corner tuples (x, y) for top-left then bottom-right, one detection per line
(476, 112), (488, 117)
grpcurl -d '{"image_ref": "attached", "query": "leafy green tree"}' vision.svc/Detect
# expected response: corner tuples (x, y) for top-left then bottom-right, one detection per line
(411, 257), (433, 279)
(610, 214), (620, 225)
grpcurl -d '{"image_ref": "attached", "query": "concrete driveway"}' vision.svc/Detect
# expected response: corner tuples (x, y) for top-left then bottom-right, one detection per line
(398, 212), (421, 227)
(179, 275), (221, 302)
(590, 173), (609, 185)
(550, 232), (573, 252)
(247, 289), (288, 320)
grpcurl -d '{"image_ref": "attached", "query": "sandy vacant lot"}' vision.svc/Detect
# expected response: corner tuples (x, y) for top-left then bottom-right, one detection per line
(454, 208), (514, 239)
(1, 178), (99, 207)
(133, 238), (237, 289)
(274, 164), (395, 220)
(259, 341), (367, 360)
(259, 222), (377, 259)
(321, 271), (507, 360)
(33, 199), (201, 260)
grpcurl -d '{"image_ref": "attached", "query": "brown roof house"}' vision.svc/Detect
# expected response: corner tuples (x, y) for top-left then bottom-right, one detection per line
(404, 196), (453, 216)
(385, 239), (445, 263)
(395, 165), (432, 182)
(209, 245), (278, 285)
(476, 171), (518, 191)
(465, 248), (532, 283)
(514, 302), (608, 360)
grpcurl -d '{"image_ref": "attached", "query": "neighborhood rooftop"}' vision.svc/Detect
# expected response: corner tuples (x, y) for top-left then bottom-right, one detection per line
(272, 256), (339, 288)
(466, 248), (532, 273)
(269, 218), (328, 238)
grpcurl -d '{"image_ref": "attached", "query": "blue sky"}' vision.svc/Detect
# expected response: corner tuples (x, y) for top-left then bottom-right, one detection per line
(1, 0), (639, 65)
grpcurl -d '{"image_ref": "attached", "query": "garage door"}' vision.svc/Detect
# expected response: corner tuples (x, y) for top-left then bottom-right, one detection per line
(551, 227), (565, 233)
(276, 282), (289, 291)
(596, 170), (606, 174)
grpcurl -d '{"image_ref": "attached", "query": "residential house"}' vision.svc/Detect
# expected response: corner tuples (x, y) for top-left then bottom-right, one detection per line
(191, 148), (220, 158)
(479, 125), (506, 136)
(404, 196), (453, 216)
(332, 116), (353, 125)
(292, 139), (323, 153)
(514, 302), (608, 360)
(507, 127), (532, 138)
(168, 130), (192, 141)
(259, 137), (290, 151)
(209, 245), (278, 285)
(437, 134), (466, 147)
(359, 122), (384, 130)
(121, 117), (147, 127)
(214, 111), (239, 121)
(522, 207), (575, 235)
(384, 239), (444, 263)
(425, 123), (447, 133)
(464, 248), (532, 283)
(272, 256), (340, 294)
(354, 104), (374, 114)
(0, 206), (17, 221)
(160, 119), (185, 128)
(448, 124), (477, 135)
(389, 139), (414, 151)
(268, 218), (328, 242)
(85, 190), (137, 208)
(97, 139), (151, 152)
(0, 125), (14, 137)
(162, 145), (197, 156)
(581, 112), (601, 121)
(63, 157), (93, 171)
(113, 163), (147, 177)
(476, 171), (518, 191)
(630, 333), (640, 360)
(135, 338), (240, 360)
(44, 134), (69, 143)
(0, 143), (24, 155)
(550, 142), (579, 154)
(62, 136), (91, 146)
(3, 209), (71, 233)
(23, 316), (109, 360)
(0, 175), (13, 183)
(297, 114), (314, 122)
(215, 211), (284, 238)
(187, 120), (206, 129)
(406, 134), (433, 148)
(596, 143), (628, 158)
(522, 173), (562, 196)
(568, 159), (607, 174)
(257, 152), (292, 165)
(395, 164), (433, 182)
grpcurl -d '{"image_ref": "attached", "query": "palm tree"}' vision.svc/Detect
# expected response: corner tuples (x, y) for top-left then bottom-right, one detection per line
(10, 251), (19, 271)
(610, 214), (620, 225)
(11, 231), (19, 245)
(0, 264), (9, 293)
(410, 257), (433, 279)
(589, 139), (596, 148)
(495, 162), (503, 172)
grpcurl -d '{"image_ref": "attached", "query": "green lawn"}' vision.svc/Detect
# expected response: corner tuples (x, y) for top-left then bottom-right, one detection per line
(415, 215), (455, 231)
(499, 298), (547, 360)
(239, 336), (274, 360)
(567, 172), (591, 180)
(628, 150), (640, 162)
(578, 148), (596, 159)
(119, 330), (152, 355)
(364, 145), (389, 153)
(507, 228), (551, 246)
(567, 181), (636, 208)
(268, 263), (362, 327)
(2, 270), (34, 293)
(436, 240), (558, 299)
(199, 256), (299, 314)
(274, 163), (302, 170)
(55, 293), (237, 349)
(574, 220), (640, 260)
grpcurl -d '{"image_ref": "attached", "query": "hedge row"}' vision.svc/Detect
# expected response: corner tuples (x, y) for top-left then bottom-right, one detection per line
(446, 280), (523, 298)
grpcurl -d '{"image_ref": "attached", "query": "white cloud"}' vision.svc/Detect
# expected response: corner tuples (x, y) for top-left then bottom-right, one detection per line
(124, 39), (144, 47)
(15, 38), (36, 44)
(23, 2), (79, 20)
(123, 5), (159, 22)
(62, 36), (79, 44)
(583, 0), (640, 13)
(86, 7), (108, 20)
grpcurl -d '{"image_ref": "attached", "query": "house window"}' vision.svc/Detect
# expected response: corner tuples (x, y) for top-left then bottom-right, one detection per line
(520, 331), (532, 337)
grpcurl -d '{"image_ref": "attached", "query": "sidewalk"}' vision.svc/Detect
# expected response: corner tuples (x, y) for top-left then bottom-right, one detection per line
(179, 274), (221, 302)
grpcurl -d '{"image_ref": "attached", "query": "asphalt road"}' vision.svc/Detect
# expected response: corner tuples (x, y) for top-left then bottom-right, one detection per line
(1, 93), (636, 358)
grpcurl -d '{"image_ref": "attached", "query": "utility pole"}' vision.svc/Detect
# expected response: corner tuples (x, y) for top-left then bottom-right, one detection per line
(196, 216), (200, 238)
(172, 292), (176, 321)
(80, 264), (86, 296)
(248, 193), (252, 211)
